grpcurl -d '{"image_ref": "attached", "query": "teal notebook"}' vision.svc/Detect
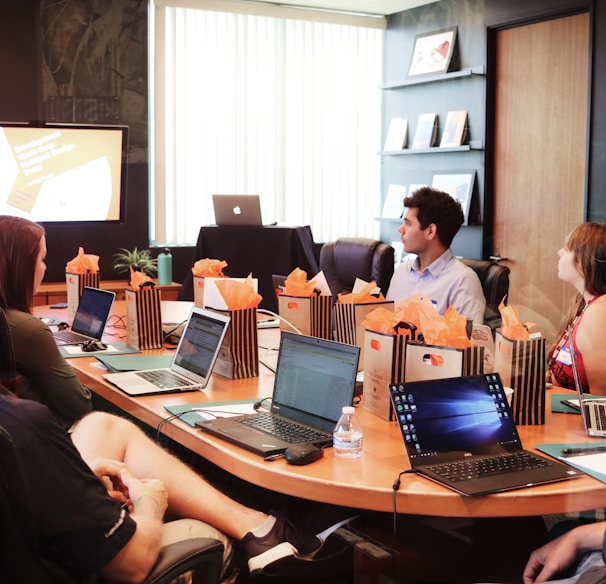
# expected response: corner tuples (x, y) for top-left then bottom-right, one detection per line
(164, 400), (259, 427)
(95, 354), (173, 372)
(551, 393), (581, 414)
(536, 442), (606, 483)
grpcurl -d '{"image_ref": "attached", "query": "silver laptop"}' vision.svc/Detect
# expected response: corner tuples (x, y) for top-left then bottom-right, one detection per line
(103, 307), (230, 395)
(568, 327), (606, 437)
(390, 374), (580, 496)
(212, 194), (263, 226)
(195, 332), (360, 459)
(53, 287), (115, 345)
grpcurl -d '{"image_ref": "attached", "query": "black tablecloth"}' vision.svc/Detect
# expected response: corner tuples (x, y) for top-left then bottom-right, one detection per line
(179, 225), (320, 313)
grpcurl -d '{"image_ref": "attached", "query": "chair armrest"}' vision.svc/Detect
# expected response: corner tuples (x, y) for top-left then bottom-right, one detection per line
(143, 537), (224, 584)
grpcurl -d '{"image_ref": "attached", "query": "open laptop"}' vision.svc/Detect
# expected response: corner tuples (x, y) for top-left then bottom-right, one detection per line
(390, 373), (581, 496)
(195, 331), (360, 458)
(53, 287), (115, 345)
(566, 327), (606, 437)
(212, 194), (263, 226)
(103, 307), (230, 395)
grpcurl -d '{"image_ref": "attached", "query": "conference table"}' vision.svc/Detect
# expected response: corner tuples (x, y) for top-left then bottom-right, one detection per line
(40, 301), (606, 520)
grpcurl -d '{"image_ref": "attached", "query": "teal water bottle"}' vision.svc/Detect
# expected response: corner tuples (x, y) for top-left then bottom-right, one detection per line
(157, 247), (172, 285)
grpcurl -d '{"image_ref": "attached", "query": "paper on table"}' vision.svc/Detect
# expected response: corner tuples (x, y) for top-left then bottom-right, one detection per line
(559, 452), (606, 475)
(164, 400), (259, 427)
(191, 403), (257, 420)
(63, 344), (122, 355)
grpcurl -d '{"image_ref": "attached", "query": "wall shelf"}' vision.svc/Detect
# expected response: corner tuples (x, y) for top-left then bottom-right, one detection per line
(380, 66), (485, 90)
(379, 141), (483, 155)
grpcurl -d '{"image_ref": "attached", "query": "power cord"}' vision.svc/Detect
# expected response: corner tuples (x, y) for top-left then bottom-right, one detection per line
(253, 397), (272, 411)
(163, 319), (188, 347)
(257, 308), (304, 335)
(392, 470), (417, 536)
(390, 469), (417, 583)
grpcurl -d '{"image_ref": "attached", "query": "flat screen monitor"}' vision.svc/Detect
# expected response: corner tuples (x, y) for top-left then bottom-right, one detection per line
(0, 122), (128, 223)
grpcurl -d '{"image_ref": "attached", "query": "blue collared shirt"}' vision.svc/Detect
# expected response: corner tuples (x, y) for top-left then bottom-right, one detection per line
(386, 248), (486, 325)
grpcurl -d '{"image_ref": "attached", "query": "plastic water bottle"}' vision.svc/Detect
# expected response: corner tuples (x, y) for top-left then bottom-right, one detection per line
(333, 406), (363, 458)
(157, 247), (172, 285)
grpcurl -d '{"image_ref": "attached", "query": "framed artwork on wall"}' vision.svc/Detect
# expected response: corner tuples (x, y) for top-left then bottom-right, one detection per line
(407, 27), (458, 78)
(431, 170), (475, 225)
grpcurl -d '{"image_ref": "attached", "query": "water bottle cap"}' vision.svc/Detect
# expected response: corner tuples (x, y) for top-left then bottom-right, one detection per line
(342, 406), (355, 414)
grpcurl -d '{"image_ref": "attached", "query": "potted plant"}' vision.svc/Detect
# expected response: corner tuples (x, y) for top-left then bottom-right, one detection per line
(113, 247), (158, 277)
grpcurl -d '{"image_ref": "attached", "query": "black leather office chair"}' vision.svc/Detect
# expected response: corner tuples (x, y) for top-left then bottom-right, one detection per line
(459, 258), (510, 332)
(0, 308), (225, 584)
(319, 238), (395, 301)
(0, 422), (225, 584)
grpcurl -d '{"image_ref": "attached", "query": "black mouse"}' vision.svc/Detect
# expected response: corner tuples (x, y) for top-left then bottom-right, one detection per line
(81, 340), (107, 352)
(284, 444), (324, 466)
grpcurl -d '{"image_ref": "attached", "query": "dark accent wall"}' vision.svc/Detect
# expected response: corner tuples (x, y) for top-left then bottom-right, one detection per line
(0, 0), (196, 285)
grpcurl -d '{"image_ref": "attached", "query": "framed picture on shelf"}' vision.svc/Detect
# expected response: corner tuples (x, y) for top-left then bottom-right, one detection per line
(407, 27), (458, 78)
(431, 170), (475, 225)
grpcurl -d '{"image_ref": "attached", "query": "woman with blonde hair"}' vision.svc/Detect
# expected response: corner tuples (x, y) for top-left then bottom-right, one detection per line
(549, 222), (606, 394)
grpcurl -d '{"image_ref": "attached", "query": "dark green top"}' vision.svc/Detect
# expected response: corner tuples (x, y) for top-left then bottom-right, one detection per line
(6, 309), (92, 428)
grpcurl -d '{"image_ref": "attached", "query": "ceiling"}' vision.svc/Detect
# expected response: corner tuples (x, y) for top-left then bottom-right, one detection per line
(242, 0), (440, 16)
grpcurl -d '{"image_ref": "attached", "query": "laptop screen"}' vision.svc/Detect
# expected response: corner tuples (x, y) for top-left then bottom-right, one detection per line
(71, 287), (115, 338)
(271, 332), (360, 432)
(172, 308), (230, 380)
(390, 374), (522, 464)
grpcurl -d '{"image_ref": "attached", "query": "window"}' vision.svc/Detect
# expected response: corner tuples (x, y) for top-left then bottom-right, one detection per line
(151, 1), (384, 245)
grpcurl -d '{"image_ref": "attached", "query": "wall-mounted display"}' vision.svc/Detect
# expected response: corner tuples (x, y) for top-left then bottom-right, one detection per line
(407, 27), (458, 78)
(411, 113), (439, 149)
(431, 170), (475, 225)
(383, 117), (408, 151)
(440, 110), (469, 147)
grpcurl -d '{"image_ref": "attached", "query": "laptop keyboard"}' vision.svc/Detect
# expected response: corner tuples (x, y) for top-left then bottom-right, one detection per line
(136, 369), (196, 389)
(586, 403), (606, 430)
(237, 412), (330, 444)
(53, 330), (90, 344)
(427, 451), (552, 483)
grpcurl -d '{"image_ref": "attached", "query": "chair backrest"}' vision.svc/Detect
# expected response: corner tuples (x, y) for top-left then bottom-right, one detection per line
(320, 238), (395, 301)
(0, 424), (69, 583)
(459, 258), (510, 331)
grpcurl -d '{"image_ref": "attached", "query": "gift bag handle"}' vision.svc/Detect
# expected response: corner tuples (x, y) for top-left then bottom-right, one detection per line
(394, 321), (416, 340)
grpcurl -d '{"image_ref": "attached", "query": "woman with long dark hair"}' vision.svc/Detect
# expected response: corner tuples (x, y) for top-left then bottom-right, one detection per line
(0, 215), (91, 427)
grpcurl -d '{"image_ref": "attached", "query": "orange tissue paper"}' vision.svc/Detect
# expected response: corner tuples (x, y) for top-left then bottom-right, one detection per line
(498, 298), (537, 341)
(192, 258), (228, 278)
(129, 266), (154, 290)
(419, 304), (471, 349)
(283, 268), (317, 297)
(214, 276), (262, 309)
(392, 295), (470, 348)
(65, 247), (99, 274)
(338, 282), (385, 304)
(363, 307), (413, 336)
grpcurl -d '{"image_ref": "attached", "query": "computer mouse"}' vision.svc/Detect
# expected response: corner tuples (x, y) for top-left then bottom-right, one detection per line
(284, 444), (324, 466)
(81, 340), (107, 352)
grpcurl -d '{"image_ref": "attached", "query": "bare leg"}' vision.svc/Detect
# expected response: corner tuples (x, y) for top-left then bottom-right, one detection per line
(70, 411), (267, 540)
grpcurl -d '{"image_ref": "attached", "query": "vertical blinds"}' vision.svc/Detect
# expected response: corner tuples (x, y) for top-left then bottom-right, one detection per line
(152, 4), (383, 245)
